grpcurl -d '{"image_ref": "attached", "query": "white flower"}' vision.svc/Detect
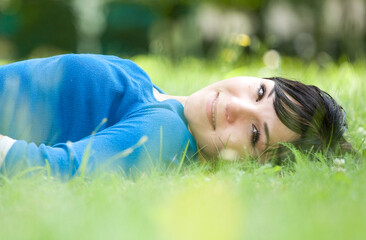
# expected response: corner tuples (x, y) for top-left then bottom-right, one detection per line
(333, 158), (345, 166)
(204, 177), (211, 182)
(357, 127), (366, 136)
(332, 158), (346, 173)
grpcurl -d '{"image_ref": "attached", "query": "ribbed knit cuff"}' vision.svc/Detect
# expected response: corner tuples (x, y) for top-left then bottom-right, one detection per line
(0, 136), (16, 166)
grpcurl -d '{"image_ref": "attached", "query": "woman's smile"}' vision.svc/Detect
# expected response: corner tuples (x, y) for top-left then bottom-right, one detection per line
(206, 92), (220, 130)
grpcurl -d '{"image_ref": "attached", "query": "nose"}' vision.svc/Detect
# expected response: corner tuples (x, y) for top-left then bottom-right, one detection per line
(225, 96), (256, 124)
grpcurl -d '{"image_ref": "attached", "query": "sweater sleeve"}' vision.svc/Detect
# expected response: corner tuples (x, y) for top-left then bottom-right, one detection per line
(0, 54), (155, 144)
(1, 105), (196, 179)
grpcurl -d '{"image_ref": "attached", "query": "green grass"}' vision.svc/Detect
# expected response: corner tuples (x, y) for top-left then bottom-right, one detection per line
(1, 55), (365, 240)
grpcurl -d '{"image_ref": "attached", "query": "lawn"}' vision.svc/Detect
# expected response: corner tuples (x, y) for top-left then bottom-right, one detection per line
(0, 55), (365, 240)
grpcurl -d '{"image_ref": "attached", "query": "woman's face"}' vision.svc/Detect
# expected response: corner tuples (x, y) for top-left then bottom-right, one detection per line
(184, 77), (299, 160)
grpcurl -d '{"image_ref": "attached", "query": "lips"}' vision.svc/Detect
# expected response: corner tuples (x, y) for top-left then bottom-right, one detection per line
(206, 92), (220, 130)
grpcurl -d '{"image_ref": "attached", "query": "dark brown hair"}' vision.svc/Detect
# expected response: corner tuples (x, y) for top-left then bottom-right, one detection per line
(265, 77), (351, 164)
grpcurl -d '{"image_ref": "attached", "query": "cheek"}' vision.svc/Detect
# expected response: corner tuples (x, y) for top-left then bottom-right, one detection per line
(214, 129), (244, 150)
(193, 130), (231, 157)
(217, 127), (252, 156)
(193, 126), (251, 158)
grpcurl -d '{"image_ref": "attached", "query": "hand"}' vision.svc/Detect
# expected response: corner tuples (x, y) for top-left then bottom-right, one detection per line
(0, 134), (16, 166)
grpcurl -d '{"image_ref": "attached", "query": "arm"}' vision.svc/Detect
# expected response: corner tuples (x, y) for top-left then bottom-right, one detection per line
(1, 121), (150, 179)
(1, 108), (196, 179)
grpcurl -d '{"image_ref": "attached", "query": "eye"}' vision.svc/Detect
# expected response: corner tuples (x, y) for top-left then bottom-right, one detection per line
(256, 84), (266, 102)
(251, 124), (261, 147)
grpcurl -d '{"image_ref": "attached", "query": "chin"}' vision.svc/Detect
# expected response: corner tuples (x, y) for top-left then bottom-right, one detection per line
(192, 134), (218, 159)
(199, 147), (217, 160)
(183, 96), (195, 122)
(184, 101), (204, 132)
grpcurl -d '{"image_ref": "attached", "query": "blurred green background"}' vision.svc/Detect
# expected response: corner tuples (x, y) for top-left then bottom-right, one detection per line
(0, 0), (365, 62)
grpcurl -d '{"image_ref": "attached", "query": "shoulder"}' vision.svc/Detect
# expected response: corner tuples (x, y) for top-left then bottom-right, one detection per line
(54, 54), (142, 71)
(56, 54), (151, 85)
(112, 105), (197, 169)
(128, 100), (197, 154)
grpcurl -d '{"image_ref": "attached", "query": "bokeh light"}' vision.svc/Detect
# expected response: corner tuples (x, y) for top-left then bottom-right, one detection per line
(236, 34), (251, 47)
(263, 49), (281, 69)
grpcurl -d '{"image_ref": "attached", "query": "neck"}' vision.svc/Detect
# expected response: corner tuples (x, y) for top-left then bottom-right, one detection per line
(153, 88), (188, 106)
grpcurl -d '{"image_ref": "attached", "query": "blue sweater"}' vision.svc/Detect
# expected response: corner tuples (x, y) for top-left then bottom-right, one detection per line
(0, 54), (197, 178)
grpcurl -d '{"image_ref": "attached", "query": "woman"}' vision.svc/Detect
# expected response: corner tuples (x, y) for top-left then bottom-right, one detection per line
(0, 54), (348, 178)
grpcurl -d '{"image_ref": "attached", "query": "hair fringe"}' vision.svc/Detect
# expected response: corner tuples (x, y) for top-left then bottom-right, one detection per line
(263, 77), (352, 164)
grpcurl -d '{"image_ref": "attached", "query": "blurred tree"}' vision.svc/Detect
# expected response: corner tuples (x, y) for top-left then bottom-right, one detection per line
(101, 1), (157, 56)
(9, 0), (77, 58)
(72, 0), (106, 53)
(0, 12), (18, 36)
(148, 1), (201, 60)
(0, 0), (364, 60)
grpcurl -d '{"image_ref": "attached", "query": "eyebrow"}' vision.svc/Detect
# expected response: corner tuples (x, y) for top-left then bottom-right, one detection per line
(267, 87), (275, 98)
(264, 122), (270, 148)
